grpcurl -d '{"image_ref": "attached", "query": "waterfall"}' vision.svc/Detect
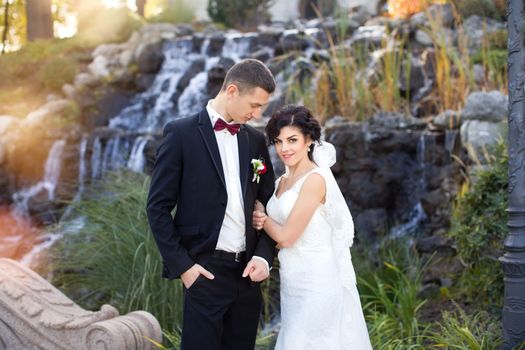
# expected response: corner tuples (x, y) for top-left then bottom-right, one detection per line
(91, 136), (102, 179)
(93, 33), (264, 177)
(221, 33), (256, 61)
(388, 202), (427, 239)
(77, 134), (88, 195)
(109, 39), (197, 132)
(92, 135), (133, 179)
(127, 136), (150, 173)
(12, 140), (66, 217)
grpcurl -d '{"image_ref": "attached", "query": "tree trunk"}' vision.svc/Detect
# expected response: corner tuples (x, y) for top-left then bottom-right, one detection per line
(26, 0), (53, 41)
(136, 0), (146, 17)
(1, 0), (9, 54)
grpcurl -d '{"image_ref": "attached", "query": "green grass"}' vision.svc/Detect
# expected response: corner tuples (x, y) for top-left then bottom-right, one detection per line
(356, 241), (429, 348)
(49, 170), (506, 348)
(52, 170), (184, 331)
(426, 306), (502, 349)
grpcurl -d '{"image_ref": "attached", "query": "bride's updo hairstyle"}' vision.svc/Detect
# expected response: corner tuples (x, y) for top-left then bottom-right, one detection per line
(266, 104), (321, 161)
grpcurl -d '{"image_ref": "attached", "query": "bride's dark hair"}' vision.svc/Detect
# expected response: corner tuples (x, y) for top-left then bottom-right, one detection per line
(265, 104), (321, 160)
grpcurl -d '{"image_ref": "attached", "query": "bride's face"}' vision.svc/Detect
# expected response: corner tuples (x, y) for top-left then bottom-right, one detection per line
(274, 125), (311, 167)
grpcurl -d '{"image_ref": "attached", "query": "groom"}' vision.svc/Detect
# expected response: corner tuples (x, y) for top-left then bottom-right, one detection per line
(146, 59), (276, 350)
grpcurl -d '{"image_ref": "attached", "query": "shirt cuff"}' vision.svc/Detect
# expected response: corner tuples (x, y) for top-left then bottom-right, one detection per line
(251, 255), (271, 273)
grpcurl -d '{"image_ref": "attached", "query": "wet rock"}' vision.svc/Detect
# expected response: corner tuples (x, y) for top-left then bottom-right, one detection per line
(207, 58), (235, 96)
(354, 208), (388, 241)
(415, 232), (453, 254)
(350, 25), (387, 50)
(275, 31), (311, 54)
(207, 33), (226, 56)
(432, 110), (462, 130)
(136, 41), (165, 74)
(177, 58), (206, 93)
(134, 73), (156, 92)
(421, 189), (447, 216)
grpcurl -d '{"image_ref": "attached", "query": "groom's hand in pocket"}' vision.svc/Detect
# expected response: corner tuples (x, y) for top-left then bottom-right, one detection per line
(181, 264), (214, 289)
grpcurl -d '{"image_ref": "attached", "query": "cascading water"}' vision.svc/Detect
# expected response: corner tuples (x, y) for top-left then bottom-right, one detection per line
(12, 140), (67, 218)
(127, 136), (151, 173)
(77, 134), (88, 195)
(2, 139), (67, 266)
(90, 33), (262, 178)
(387, 131), (431, 239)
(109, 39), (195, 133)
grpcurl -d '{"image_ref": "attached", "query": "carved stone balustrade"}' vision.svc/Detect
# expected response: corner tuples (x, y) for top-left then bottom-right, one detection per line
(0, 258), (163, 349)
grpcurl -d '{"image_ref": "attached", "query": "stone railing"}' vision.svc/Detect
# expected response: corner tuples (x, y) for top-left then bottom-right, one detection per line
(0, 258), (162, 350)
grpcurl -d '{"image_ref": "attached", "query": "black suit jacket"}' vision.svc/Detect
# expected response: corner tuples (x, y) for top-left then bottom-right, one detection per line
(146, 109), (276, 279)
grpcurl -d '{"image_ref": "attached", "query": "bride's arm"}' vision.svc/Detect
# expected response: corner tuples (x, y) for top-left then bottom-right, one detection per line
(262, 173), (326, 248)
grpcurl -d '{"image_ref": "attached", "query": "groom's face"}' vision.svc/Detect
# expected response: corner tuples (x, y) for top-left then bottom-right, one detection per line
(225, 85), (270, 124)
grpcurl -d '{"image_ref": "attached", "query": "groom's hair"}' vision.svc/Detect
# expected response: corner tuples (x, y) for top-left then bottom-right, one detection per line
(266, 104), (321, 161)
(221, 59), (276, 95)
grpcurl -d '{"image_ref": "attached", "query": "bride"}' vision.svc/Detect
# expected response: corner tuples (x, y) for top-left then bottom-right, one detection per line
(253, 105), (372, 349)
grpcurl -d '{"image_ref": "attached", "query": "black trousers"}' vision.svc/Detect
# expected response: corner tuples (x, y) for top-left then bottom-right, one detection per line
(180, 255), (262, 350)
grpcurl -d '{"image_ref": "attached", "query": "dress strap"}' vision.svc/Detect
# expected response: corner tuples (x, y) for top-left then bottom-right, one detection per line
(293, 167), (325, 189)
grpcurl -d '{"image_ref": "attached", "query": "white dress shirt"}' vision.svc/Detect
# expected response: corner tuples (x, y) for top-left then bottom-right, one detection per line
(206, 100), (270, 272)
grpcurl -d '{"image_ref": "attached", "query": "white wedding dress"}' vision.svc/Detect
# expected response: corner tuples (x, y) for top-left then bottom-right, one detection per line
(267, 142), (372, 350)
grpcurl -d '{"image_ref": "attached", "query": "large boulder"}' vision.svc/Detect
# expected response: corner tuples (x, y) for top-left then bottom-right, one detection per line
(462, 90), (508, 122)
(460, 119), (507, 162)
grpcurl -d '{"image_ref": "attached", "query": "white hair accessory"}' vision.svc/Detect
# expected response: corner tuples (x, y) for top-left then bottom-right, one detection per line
(312, 141), (336, 168)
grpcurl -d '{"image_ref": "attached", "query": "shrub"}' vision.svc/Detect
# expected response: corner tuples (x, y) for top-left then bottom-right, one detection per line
(148, 0), (195, 24)
(452, 0), (506, 21)
(448, 142), (508, 306)
(52, 171), (184, 331)
(426, 306), (502, 349)
(207, 0), (274, 31)
(37, 57), (77, 90)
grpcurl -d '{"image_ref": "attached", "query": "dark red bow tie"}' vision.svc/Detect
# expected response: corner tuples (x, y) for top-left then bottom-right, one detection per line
(214, 118), (240, 135)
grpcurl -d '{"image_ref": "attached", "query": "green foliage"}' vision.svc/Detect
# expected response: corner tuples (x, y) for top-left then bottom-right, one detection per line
(52, 171), (184, 331)
(471, 49), (507, 71)
(426, 307), (502, 349)
(37, 56), (77, 90)
(356, 241), (429, 348)
(0, 37), (90, 89)
(207, 0), (274, 30)
(453, 0), (506, 21)
(448, 142), (508, 305)
(148, 0), (195, 24)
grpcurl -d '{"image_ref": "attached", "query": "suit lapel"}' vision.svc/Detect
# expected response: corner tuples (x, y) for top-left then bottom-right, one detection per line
(197, 110), (226, 188)
(237, 126), (250, 199)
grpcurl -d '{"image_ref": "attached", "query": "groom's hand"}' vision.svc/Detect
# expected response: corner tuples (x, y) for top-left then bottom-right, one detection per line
(181, 264), (214, 289)
(242, 258), (269, 282)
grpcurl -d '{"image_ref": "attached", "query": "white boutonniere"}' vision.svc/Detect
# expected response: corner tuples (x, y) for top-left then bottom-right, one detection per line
(251, 158), (267, 183)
